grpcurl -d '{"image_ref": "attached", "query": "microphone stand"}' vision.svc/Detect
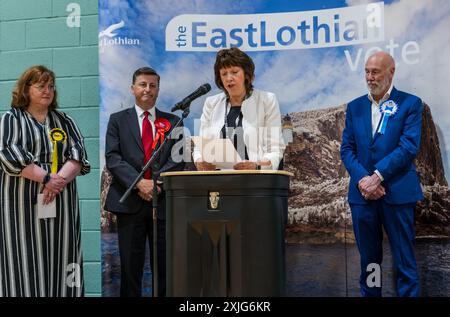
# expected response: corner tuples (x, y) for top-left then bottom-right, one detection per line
(151, 162), (160, 297)
(119, 106), (191, 297)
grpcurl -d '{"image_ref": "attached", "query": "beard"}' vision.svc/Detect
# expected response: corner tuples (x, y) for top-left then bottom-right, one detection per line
(367, 77), (390, 97)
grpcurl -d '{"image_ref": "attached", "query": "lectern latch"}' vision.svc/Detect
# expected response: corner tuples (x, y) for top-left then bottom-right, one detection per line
(208, 191), (220, 210)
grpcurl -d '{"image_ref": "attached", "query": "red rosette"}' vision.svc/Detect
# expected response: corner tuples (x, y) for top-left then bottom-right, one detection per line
(151, 117), (171, 150)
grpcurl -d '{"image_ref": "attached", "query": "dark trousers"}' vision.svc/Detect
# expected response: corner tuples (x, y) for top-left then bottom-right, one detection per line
(116, 201), (166, 297)
(351, 201), (419, 297)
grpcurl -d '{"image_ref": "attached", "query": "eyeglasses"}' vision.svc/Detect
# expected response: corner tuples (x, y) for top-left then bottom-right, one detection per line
(31, 84), (56, 92)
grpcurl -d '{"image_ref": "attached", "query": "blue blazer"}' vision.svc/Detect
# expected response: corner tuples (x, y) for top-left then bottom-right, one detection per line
(340, 87), (424, 205)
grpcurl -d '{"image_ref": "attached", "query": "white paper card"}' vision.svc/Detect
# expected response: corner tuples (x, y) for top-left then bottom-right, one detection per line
(192, 136), (243, 170)
(36, 193), (56, 219)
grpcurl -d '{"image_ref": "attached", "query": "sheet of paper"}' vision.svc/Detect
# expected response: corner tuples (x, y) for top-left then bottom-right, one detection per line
(36, 193), (56, 219)
(192, 136), (243, 170)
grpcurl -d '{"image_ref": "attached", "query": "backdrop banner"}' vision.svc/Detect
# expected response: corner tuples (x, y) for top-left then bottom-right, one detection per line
(99, 0), (450, 297)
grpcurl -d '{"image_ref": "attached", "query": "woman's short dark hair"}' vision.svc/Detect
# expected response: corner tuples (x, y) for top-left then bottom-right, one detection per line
(132, 67), (160, 84)
(214, 47), (255, 95)
(11, 65), (58, 110)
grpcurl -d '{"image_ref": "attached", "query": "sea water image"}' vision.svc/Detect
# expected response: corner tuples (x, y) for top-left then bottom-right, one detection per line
(102, 232), (450, 297)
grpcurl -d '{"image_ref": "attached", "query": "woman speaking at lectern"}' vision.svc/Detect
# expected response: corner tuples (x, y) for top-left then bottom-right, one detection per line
(193, 47), (285, 171)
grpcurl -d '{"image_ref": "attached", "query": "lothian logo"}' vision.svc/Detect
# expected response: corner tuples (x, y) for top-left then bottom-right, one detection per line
(99, 20), (140, 48)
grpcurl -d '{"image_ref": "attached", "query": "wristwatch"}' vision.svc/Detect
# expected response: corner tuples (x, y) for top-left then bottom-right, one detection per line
(42, 172), (51, 185)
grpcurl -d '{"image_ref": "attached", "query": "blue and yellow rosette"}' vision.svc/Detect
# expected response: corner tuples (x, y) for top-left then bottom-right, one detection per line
(49, 128), (67, 173)
(377, 100), (398, 135)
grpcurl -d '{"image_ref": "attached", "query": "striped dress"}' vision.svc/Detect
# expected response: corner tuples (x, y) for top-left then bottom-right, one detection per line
(0, 108), (90, 297)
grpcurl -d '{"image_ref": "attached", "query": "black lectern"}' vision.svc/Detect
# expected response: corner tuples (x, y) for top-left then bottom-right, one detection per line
(161, 170), (292, 297)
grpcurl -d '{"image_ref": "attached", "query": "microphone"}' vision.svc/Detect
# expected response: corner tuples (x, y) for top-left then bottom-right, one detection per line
(171, 83), (211, 112)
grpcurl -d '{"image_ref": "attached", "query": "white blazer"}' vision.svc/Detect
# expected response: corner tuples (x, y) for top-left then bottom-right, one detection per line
(193, 89), (285, 170)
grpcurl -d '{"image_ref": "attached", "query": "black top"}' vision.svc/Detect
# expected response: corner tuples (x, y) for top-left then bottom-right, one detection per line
(221, 106), (249, 160)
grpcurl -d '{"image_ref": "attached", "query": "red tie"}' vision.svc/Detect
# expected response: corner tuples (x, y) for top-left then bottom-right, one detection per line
(142, 111), (153, 179)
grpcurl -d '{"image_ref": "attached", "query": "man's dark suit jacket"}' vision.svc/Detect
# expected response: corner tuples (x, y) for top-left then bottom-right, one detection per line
(104, 107), (185, 219)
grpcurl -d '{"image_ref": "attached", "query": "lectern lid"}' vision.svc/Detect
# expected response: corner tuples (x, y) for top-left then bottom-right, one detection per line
(161, 170), (294, 177)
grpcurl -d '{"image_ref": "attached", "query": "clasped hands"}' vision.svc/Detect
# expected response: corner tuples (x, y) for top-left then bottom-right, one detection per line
(136, 179), (161, 201)
(358, 173), (385, 200)
(42, 174), (67, 205)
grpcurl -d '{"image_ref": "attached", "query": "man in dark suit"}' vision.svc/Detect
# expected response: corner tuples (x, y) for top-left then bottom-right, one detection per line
(340, 52), (423, 297)
(104, 67), (184, 297)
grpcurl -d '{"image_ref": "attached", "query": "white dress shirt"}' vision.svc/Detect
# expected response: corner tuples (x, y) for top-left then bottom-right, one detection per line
(135, 104), (156, 137)
(368, 83), (394, 136)
(367, 83), (393, 181)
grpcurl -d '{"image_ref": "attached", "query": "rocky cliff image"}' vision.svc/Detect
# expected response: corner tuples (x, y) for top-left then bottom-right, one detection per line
(284, 103), (450, 242)
(101, 103), (450, 241)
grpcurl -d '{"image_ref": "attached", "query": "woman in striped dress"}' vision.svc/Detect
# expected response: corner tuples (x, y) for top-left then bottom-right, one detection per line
(0, 65), (90, 297)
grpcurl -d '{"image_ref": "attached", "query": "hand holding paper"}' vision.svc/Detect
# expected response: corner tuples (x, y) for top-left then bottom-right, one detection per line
(192, 136), (242, 170)
(37, 193), (56, 219)
(195, 159), (216, 171)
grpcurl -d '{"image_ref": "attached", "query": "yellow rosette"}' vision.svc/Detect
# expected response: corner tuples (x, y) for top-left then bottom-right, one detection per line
(49, 128), (67, 173)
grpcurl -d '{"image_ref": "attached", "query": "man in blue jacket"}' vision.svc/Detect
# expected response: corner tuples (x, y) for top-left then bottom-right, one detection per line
(340, 51), (423, 297)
